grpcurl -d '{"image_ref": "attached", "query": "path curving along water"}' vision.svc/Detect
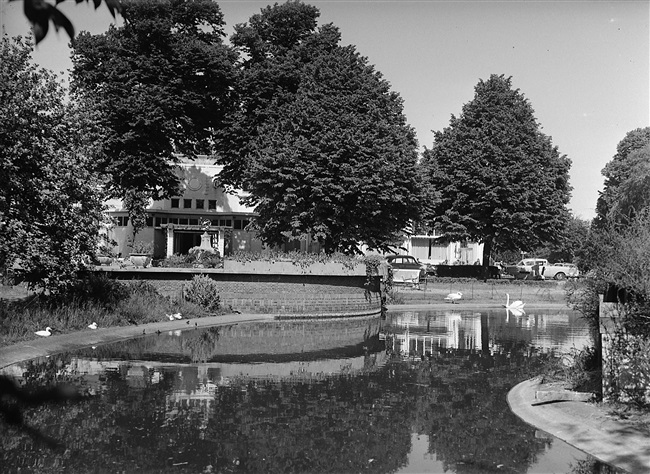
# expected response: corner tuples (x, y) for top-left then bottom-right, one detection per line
(508, 378), (650, 474)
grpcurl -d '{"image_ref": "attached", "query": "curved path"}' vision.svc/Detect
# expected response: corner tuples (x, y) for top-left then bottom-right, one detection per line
(508, 378), (650, 474)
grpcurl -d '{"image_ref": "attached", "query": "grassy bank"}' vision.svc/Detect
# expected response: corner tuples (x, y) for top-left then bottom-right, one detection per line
(0, 279), (218, 346)
(390, 278), (573, 307)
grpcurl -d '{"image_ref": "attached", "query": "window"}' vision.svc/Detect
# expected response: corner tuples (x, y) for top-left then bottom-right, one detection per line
(189, 218), (198, 226)
(234, 218), (250, 230)
(179, 218), (188, 225)
(208, 200), (217, 210)
(169, 218), (179, 224)
(171, 198), (179, 209)
(116, 216), (128, 227)
(196, 199), (205, 210)
(183, 199), (192, 209)
(146, 216), (153, 227)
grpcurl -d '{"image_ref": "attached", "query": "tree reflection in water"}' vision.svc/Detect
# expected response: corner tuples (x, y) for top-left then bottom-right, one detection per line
(0, 311), (621, 473)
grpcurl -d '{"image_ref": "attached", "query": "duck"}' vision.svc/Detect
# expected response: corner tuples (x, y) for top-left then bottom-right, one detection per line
(34, 327), (52, 337)
(503, 293), (525, 310)
(88, 322), (98, 330)
(444, 291), (463, 304)
(172, 313), (182, 320)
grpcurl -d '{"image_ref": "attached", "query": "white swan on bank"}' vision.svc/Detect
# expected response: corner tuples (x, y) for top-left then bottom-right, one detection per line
(503, 293), (525, 310)
(444, 292), (463, 304)
(35, 327), (52, 337)
(88, 322), (98, 330)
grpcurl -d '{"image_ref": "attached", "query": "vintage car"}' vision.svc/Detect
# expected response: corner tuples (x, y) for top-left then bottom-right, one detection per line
(504, 258), (579, 280)
(547, 262), (580, 280)
(385, 255), (427, 282)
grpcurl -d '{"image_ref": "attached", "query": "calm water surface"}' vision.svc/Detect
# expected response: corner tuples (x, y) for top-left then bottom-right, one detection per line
(1, 309), (621, 473)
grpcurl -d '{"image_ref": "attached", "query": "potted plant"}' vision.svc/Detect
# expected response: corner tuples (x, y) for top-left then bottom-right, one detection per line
(96, 242), (116, 266)
(129, 240), (153, 268)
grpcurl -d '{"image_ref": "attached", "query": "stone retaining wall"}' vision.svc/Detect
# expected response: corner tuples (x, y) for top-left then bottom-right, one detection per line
(93, 268), (383, 317)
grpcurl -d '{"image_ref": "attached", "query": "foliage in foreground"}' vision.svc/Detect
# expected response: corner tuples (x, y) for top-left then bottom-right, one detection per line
(569, 209), (650, 406)
(1, 36), (106, 294)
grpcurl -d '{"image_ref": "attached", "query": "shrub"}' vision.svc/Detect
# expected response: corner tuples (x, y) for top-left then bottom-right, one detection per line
(126, 280), (160, 298)
(47, 273), (130, 310)
(186, 248), (222, 268)
(156, 251), (222, 268)
(183, 275), (220, 312)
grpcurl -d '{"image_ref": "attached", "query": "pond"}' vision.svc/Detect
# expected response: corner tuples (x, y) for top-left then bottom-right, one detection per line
(1, 309), (621, 473)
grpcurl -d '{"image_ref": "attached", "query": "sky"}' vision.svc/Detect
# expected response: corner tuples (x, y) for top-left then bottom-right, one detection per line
(2, 0), (649, 220)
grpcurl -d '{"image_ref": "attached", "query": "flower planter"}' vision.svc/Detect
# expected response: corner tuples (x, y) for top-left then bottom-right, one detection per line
(96, 256), (114, 266)
(129, 254), (152, 268)
(223, 260), (365, 275)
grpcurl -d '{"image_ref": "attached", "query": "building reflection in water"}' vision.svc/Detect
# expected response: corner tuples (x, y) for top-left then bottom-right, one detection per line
(384, 309), (591, 358)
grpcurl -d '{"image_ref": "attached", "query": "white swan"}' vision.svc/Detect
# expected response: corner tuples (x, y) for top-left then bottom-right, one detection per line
(506, 307), (526, 317)
(503, 293), (525, 310)
(444, 291), (463, 304)
(35, 327), (52, 337)
(88, 322), (98, 330)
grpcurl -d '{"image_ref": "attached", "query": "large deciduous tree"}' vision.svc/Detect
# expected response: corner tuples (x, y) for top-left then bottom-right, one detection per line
(595, 127), (650, 227)
(421, 74), (572, 271)
(70, 0), (237, 236)
(0, 36), (106, 292)
(217, 1), (422, 254)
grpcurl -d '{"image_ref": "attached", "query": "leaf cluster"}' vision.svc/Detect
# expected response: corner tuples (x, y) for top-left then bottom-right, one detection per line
(21, 0), (123, 44)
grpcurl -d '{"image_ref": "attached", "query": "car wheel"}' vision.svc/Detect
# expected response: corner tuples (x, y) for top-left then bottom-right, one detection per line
(554, 272), (566, 281)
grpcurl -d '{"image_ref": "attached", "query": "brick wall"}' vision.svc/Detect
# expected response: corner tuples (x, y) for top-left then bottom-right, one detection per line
(95, 269), (383, 317)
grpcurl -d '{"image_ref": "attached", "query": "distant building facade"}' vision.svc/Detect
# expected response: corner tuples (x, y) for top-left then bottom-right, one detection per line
(402, 229), (484, 265)
(104, 156), (262, 258)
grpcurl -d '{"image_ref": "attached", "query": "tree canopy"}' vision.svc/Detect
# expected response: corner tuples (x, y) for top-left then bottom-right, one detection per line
(70, 0), (237, 235)
(421, 74), (572, 267)
(217, 1), (422, 254)
(0, 36), (106, 292)
(595, 127), (650, 227)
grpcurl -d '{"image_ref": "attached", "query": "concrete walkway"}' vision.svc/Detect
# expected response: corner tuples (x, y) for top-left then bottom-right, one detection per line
(508, 378), (650, 474)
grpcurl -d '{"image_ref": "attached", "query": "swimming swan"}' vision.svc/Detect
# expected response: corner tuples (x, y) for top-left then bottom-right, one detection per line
(503, 293), (525, 310)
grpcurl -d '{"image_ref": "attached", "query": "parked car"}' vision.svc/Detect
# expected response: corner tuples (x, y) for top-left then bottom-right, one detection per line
(504, 258), (579, 280)
(548, 263), (580, 280)
(385, 255), (427, 282)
